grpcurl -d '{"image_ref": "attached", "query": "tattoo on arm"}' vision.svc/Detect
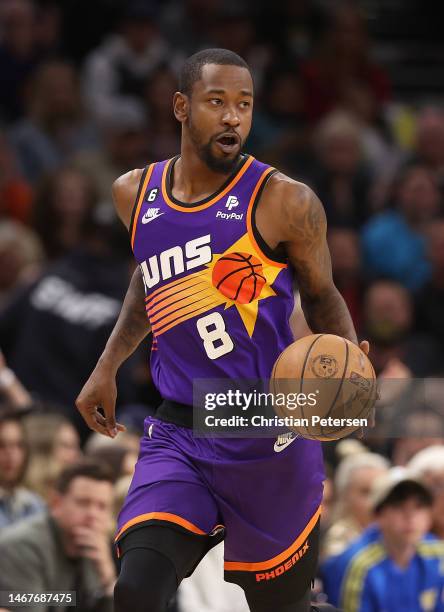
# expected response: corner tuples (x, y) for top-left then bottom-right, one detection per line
(284, 185), (358, 343)
(100, 267), (150, 369)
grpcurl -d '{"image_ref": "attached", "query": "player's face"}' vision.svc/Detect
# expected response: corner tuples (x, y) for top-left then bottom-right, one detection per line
(187, 64), (253, 173)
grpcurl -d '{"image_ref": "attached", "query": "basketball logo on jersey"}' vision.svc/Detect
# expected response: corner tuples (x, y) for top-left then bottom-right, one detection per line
(212, 252), (265, 303)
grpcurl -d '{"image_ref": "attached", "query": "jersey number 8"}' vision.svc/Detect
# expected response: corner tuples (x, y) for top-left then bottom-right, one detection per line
(196, 312), (234, 359)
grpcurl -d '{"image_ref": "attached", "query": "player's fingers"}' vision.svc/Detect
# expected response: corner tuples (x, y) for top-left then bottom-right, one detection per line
(100, 394), (118, 437)
(359, 340), (370, 355)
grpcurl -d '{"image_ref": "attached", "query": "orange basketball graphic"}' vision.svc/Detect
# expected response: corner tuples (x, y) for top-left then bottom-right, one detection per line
(212, 252), (266, 304)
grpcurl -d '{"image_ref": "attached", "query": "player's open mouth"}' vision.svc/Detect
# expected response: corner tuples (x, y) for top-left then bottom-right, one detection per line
(215, 133), (240, 154)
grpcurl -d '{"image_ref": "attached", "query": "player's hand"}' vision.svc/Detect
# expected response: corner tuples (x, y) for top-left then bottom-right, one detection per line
(75, 364), (126, 438)
(359, 340), (370, 355)
(72, 526), (116, 594)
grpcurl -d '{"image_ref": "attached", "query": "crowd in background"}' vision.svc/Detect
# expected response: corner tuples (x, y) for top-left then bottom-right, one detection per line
(0, 0), (444, 610)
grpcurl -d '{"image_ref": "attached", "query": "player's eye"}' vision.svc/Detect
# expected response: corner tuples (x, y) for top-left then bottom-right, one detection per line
(240, 101), (251, 109)
(210, 98), (223, 106)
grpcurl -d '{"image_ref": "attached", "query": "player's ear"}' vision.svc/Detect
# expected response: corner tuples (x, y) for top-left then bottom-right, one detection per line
(173, 92), (188, 123)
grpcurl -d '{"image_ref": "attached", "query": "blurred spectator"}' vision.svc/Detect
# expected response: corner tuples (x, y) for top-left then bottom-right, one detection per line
(23, 413), (81, 501)
(31, 167), (98, 260)
(322, 452), (389, 559)
(0, 461), (116, 611)
(413, 107), (444, 189)
(250, 66), (310, 175)
(85, 430), (138, 481)
(310, 111), (373, 228)
(391, 409), (444, 467)
(0, 0), (39, 122)
(0, 411), (44, 529)
(10, 60), (98, 183)
(328, 228), (363, 330)
(415, 219), (444, 355)
(161, 0), (222, 56)
(0, 221), (44, 307)
(144, 66), (181, 161)
(0, 349), (32, 410)
(409, 446), (444, 541)
(34, 0), (62, 57)
(363, 280), (443, 375)
(0, 215), (133, 439)
(73, 107), (149, 206)
(322, 470), (444, 611)
(300, 2), (390, 124)
(82, 2), (170, 123)
(362, 164), (441, 290)
(0, 131), (33, 222)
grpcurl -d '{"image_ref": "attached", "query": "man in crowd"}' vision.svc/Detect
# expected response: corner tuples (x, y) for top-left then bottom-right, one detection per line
(0, 461), (116, 612)
(321, 469), (444, 611)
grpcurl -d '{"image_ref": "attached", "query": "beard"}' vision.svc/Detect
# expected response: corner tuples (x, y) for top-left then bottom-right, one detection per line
(188, 116), (243, 174)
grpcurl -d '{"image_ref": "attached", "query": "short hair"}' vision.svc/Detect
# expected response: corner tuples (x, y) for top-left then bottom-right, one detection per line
(335, 452), (390, 496)
(374, 480), (433, 514)
(408, 445), (444, 476)
(179, 48), (251, 97)
(54, 460), (114, 494)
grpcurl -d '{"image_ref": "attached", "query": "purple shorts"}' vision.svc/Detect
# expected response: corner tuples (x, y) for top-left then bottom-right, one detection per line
(116, 415), (324, 593)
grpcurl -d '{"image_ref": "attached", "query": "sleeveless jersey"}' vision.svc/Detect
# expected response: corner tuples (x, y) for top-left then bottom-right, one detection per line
(130, 155), (295, 405)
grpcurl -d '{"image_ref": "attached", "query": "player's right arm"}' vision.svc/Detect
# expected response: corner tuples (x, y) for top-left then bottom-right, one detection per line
(76, 169), (151, 438)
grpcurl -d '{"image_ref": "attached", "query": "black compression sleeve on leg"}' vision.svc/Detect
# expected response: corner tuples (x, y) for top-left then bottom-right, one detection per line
(114, 547), (178, 612)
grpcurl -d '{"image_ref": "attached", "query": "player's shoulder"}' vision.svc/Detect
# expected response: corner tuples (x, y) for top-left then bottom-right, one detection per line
(261, 169), (326, 239)
(112, 168), (145, 229)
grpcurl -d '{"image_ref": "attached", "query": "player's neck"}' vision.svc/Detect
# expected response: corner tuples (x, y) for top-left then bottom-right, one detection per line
(173, 143), (238, 203)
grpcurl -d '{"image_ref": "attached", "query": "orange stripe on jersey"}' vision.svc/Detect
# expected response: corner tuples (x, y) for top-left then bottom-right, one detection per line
(148, 285), (214, 322)
(246, 167), (287, 269)
(145, 269), (207, 305)
(151, 295), (224, 331)
(148, 280), (210, 316)
(161, 155), (255, 212)
(115, 512), (207, 542)
(130, 164), (155, 249)
(146, 271), (208, 309)
(153, 298), (223, 336)
(224, 505), (321, 572)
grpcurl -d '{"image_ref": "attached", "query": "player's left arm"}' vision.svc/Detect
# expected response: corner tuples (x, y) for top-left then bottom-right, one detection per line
(278, 178), (367, 351)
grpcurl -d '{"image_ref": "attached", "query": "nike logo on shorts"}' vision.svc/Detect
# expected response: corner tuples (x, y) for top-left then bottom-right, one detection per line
(274, 432), (298, 452)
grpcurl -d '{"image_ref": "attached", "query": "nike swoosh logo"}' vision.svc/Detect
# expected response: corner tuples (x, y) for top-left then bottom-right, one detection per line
(142, 212), (165, 224)
(274, 434), (297, 453)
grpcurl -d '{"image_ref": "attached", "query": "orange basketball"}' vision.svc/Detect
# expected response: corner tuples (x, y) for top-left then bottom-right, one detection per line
(270, 334), (376, 441)
(212, 252), (266, 304)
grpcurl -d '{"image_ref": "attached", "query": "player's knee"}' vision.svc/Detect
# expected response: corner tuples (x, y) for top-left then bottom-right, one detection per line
(114, 547), (178, 612)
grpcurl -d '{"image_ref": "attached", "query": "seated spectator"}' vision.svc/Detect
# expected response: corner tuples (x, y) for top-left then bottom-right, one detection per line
(415, 219), (444, 355)
(0, 131), (33, 223)
(328, 227), (363, 329)
(322, 469), (444, 611)
(0, 411), (44, 529)
(10, 60), (98, 183)
(0, 0), (39, 122)
(300, 2), (390, 124)
(82, 2), (169, 123)
(23, 413), (81, 501)
(362, 280), (443, 376)
(0, 213), (133, 440)
(310, 111), (373, 228)
(413, 107), (444, 189)
(391, 409), (444, 467)
(0, 220), (44, 307)
(31, 167), (98, 260)
(409, 446), (444, 541)
(322, 452), (389, 559)
(361, 164), (441, 290)
(0, 461), (115, 611)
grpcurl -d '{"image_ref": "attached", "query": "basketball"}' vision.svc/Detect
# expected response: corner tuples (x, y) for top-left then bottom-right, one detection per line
(212, 251), (266, 304)
(270, 334), (376, 441)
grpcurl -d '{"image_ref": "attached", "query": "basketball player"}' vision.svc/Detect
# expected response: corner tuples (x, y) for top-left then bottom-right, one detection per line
(76, 49), (368, 612)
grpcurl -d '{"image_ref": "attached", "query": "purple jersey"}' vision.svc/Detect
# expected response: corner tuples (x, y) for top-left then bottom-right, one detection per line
(131, 155), (295, 404)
